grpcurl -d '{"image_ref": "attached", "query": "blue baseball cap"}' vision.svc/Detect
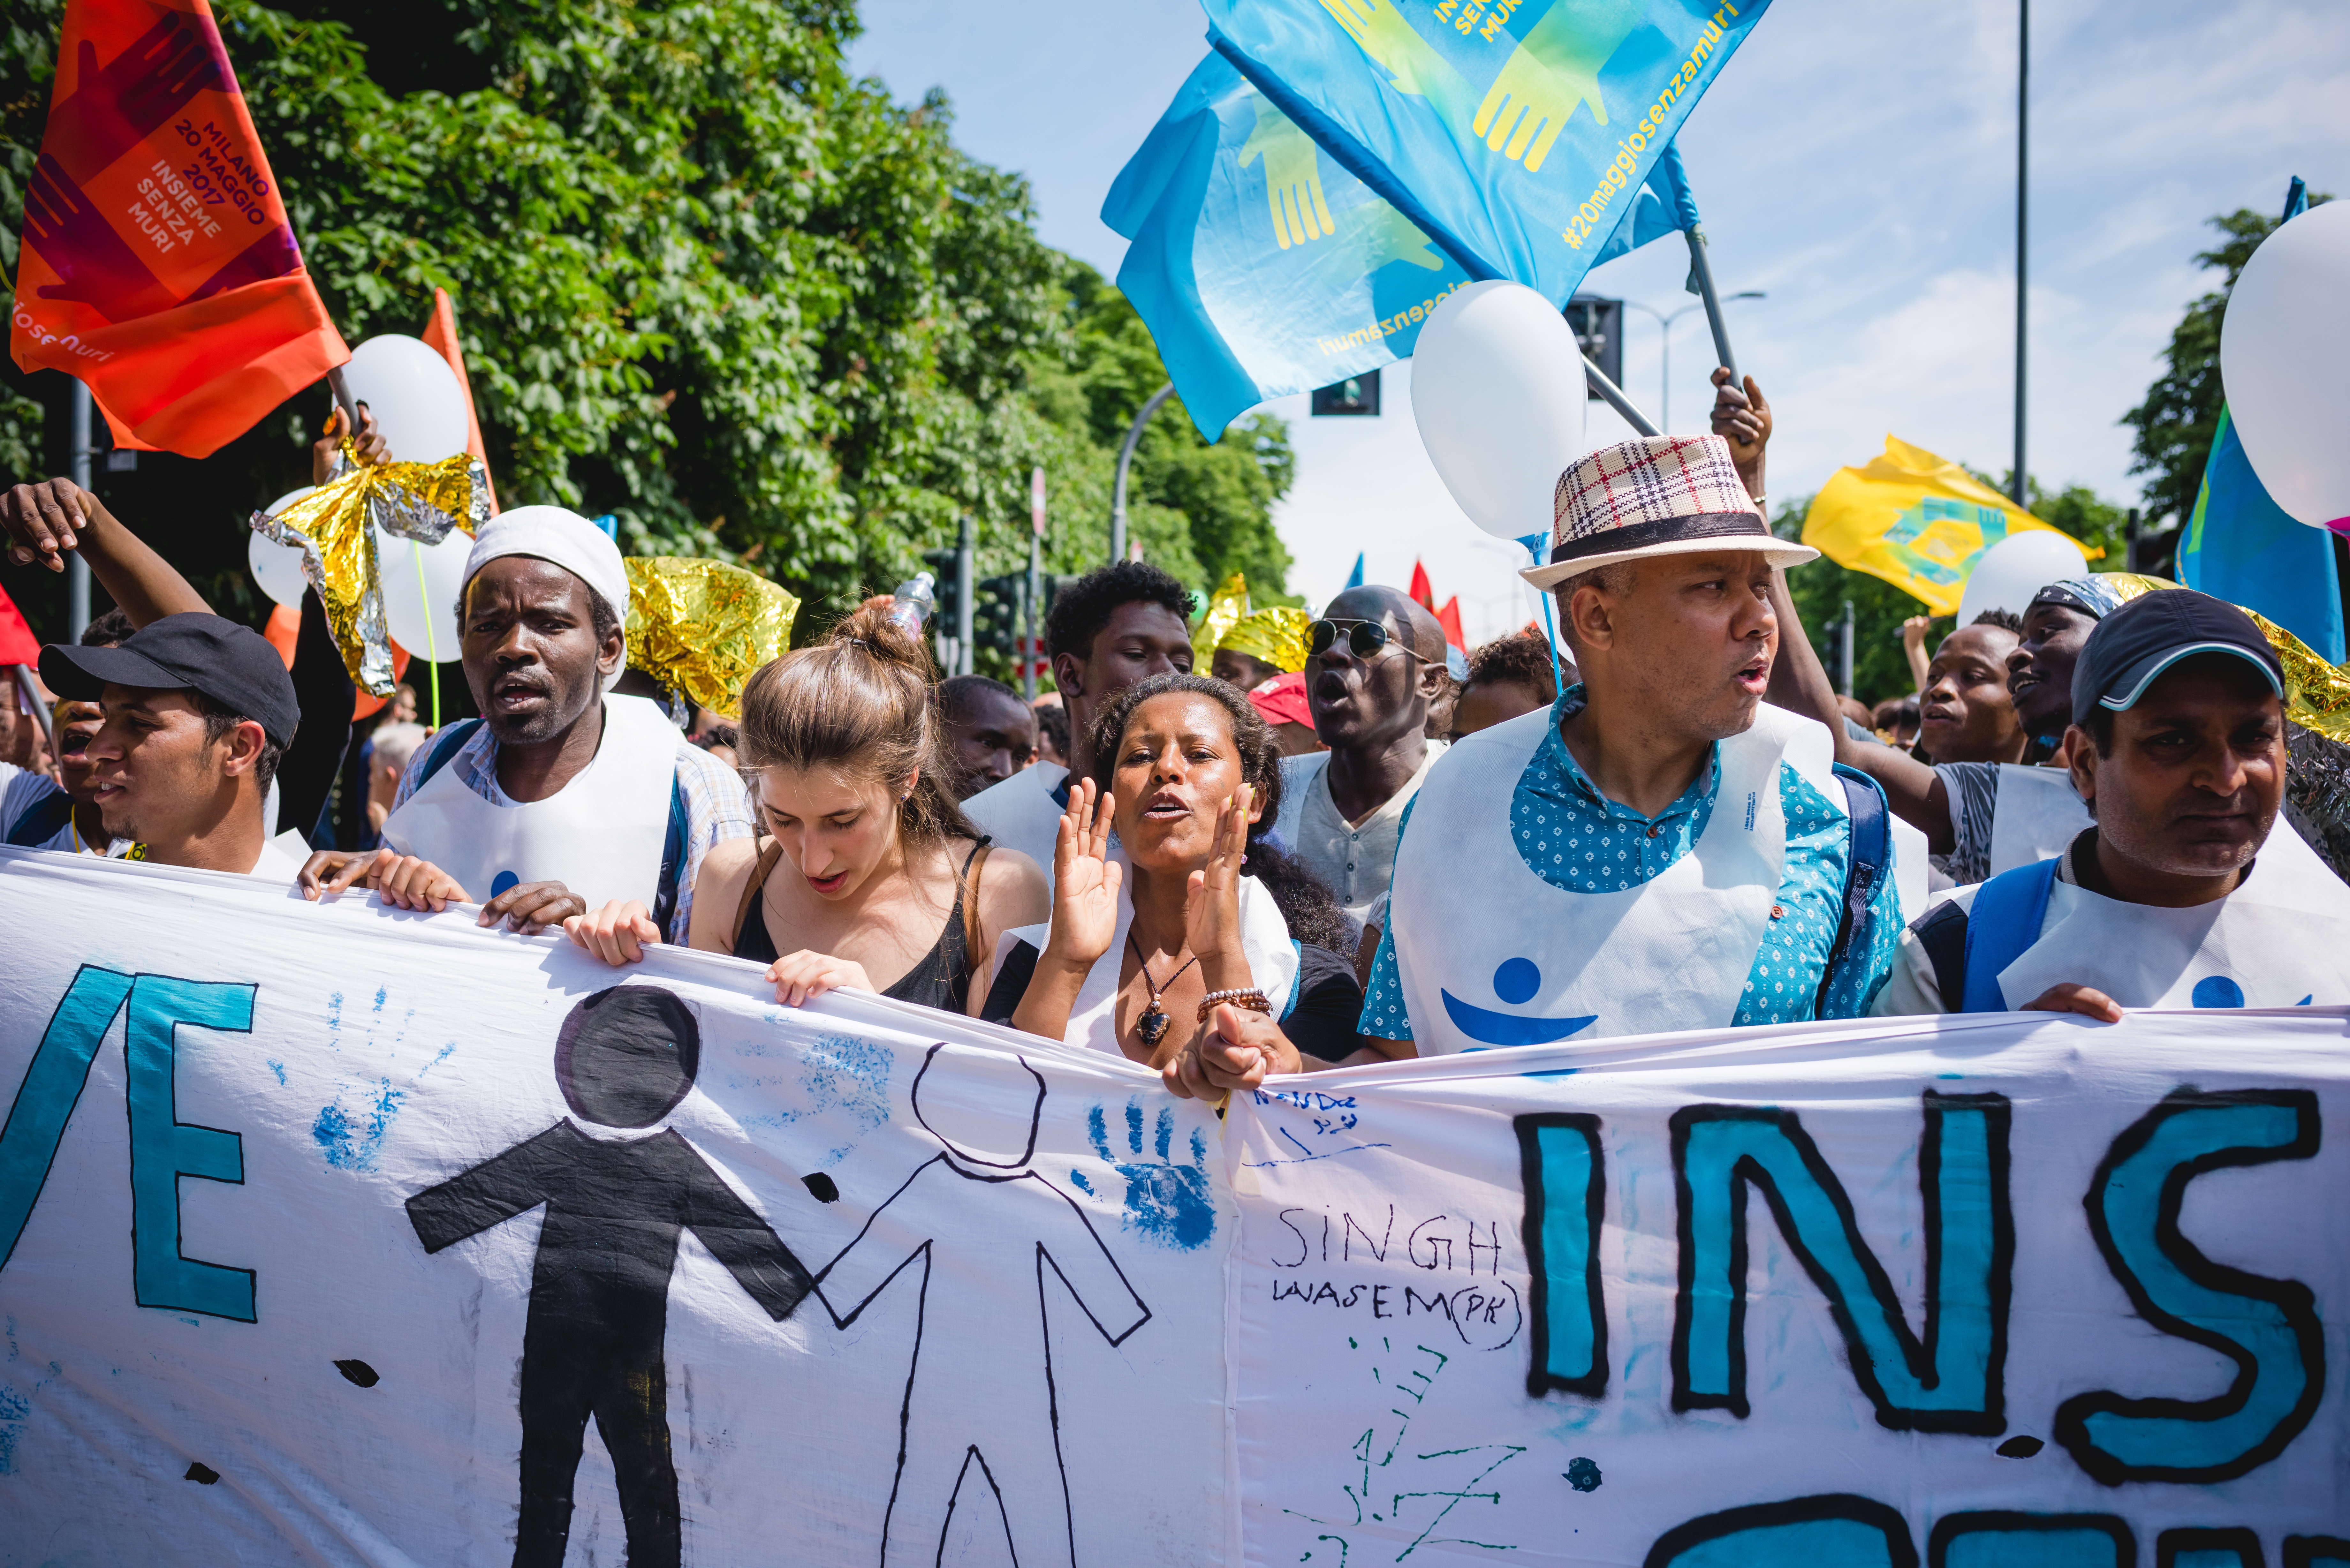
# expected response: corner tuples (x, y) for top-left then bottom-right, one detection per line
(2070, 589), (2284, 725)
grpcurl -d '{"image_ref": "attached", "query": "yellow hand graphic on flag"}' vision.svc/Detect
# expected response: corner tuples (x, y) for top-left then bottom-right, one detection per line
(1239, 98), (1334, 249)
(1348, 203), (1447, 272)
(1471, 0), (1640, 173)
(1318, 0), (1458, 99)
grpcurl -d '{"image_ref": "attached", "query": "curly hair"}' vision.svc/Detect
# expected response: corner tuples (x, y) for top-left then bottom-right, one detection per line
(734, 602), (979, 847)
(1465, 629), (1558, 703)
(1043, 560), (1195, 663)
(1089, 673), (1351, 950)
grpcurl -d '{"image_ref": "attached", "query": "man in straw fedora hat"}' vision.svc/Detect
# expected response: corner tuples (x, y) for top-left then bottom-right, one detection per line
(1358, 433), (1904, 1054)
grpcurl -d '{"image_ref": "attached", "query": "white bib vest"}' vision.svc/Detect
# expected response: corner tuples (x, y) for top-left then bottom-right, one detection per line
(1985, 763), (2093, 876)
(1983, 820), (2350, 1010)
(1004, 874), (1300, 1058)
(1388, 702), (1840, 1053)
(381, 693), (676, 909)
(963, 762), (1071, 892)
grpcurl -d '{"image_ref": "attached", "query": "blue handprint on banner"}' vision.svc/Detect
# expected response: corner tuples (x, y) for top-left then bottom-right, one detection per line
(1075, 1101), (1217, 1251)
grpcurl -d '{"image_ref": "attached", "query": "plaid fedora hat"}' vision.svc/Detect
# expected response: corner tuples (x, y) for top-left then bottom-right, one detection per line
(1520, 435), (1816, 590)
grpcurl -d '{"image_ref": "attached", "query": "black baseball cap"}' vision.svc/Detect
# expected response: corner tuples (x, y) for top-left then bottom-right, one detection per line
(39, 613), (299, 748)
(2070, 589), (2284, 725)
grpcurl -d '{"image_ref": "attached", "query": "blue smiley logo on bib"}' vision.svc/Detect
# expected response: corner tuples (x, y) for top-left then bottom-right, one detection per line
(491, 871), (520, 898)
(1440, 958), (1597, 1046)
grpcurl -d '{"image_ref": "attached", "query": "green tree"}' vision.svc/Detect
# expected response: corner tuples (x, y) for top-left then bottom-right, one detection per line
(0, 0), (1291, 650)
(2121, 193), (2331, 530)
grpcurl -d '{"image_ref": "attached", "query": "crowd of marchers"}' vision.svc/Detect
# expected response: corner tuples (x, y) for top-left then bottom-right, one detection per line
(4, 366), (2342, 1101)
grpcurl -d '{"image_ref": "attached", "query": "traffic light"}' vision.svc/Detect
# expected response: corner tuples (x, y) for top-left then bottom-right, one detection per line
(973, 573), (1026, 672)
(1310, 368), (1381, 416)
(920, 548), (960, 634)
(1563, 297), (1621, 400)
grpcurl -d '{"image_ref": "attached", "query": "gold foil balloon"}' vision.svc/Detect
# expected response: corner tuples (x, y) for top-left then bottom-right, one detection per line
(249, 444), (490, 694)
(1193, 571), (1249, 666)
(1218, 607), (1312, 674)
(624, 557), (799, 720)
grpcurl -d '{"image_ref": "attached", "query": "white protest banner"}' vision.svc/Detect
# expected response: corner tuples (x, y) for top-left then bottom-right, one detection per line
(0, 850), (1233, 1566)
(7, 850), (2350, 1566)
(1228, 1014), (2350, 1565)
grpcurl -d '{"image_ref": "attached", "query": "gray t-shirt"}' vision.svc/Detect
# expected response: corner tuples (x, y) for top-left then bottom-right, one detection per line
(1932, 761), (2002, 887)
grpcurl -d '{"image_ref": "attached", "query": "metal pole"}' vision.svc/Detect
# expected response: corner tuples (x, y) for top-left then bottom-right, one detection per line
(2012, 0), (2028, 507)
(1684, 229), (1740, 390)
(1110, 381), (1174, 566)
(1026, 465), (1045, 701)
(1838, 599), (1856, 698)
(67, 381), (92, 639)
(1583, 353), (1660, 438)
(954, 514), (975, 678)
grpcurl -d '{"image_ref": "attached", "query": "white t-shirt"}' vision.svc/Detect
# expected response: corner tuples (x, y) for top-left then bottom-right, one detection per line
(1271, 742), (1446, 923)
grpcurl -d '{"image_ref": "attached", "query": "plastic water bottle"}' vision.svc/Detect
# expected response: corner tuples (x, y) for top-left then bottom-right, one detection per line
(884, 571), (936, 638)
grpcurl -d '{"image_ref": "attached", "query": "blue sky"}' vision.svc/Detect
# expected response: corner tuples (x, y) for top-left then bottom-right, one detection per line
(850, 0), (2350, 641)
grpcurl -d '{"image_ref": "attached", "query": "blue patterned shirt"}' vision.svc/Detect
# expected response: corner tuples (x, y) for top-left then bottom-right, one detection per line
(1360, 689), (1900, 1040)
(393, 720), (754, 943)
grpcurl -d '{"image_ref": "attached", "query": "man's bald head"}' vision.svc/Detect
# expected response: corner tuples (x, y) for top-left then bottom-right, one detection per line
(1306, 584), (1449, 756)
(1325, 586), (1447, 663)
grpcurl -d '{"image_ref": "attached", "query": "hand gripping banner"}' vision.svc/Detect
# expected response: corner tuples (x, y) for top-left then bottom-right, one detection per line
(2, 848), (2346, 1563)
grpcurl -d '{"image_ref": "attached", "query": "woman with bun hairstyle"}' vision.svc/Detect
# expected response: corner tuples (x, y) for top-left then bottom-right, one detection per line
(981, 673), (1365, 1095)
(564, 605), (1049, 1015)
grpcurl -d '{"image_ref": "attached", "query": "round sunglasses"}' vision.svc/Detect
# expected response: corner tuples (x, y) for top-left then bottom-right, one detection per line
(1306, 617), (1416, 662)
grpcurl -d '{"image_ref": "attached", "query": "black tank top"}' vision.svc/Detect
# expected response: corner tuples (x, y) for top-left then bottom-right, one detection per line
(730, 838), (990, 1014)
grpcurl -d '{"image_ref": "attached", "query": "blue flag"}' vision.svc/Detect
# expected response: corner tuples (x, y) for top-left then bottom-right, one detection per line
(1106, 53), (1703, 439)
(2181, 405), (2345, 664)
(1198, 0), (1767, 306)
(2178, 178), (2343, 665)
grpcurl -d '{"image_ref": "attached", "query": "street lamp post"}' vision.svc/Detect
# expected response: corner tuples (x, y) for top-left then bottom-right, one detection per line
(1110, 381), (1175, 565)
(1620, 291), (1764, 432)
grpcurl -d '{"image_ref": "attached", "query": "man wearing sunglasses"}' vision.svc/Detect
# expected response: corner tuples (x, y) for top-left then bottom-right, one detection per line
(1359, 433), (1904, 1054)
(1268, 586), (1460, 924)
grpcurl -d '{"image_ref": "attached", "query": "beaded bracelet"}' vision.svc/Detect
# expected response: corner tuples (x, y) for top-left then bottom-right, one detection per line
(1196, 988), (1273, 1025)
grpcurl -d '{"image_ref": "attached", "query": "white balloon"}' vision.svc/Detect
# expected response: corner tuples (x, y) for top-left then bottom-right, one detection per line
(1955, 528), (2089, 627)
(340, 334), (468, 466)
(1409, 280), (1587, 543)
(247, 487), (315, 608)
(2220, 199), (2350, 528)
(377, 526), (472, 660)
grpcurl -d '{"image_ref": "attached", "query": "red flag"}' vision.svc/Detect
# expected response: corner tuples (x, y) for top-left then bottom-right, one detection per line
(9, 0), (347, 457)
(1408, 559), (1435, 613)
(0, 583), (43, 665)
(1436, 596), (1464, 652)
(419, 287), (498, 514)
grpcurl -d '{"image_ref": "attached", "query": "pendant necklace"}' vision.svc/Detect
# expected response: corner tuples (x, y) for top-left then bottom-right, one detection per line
(1127, 930), (1201, 1048)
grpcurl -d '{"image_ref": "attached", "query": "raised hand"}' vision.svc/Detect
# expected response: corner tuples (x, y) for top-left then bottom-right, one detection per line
(1182, 782), (1254, 974)
(564, 899), (661, 966)
(313, 401), (391, 485)
(1469, 0), (1640, 173)
(2, 479), (97, 572)
(1710, 368), (1772, 499)
(1239, 99), (1333, 250)
(1047, 775), (1124, 969)
(1167, 1001), (1301, 1101)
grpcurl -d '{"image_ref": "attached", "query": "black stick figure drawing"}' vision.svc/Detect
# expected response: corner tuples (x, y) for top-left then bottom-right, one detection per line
(815, 1043), (1150, 1568)
(406, 985), (813, 1568)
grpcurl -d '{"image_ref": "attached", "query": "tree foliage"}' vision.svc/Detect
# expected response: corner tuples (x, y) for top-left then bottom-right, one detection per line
(2121, 194), (2331, 530)
(0, 0), (1292, 644)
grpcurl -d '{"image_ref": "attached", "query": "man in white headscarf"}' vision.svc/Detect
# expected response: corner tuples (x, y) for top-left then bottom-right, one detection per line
(307, 507), (751, 936)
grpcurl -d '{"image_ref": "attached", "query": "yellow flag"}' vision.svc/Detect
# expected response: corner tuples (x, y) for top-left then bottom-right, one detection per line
(1800, 437), (2093, 616)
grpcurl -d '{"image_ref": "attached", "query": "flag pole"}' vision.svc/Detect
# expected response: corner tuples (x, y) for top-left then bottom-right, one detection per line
(1684, 228), (1740, 388)
(67, 381), (91, 639)
(1583, 354), (1660, 438)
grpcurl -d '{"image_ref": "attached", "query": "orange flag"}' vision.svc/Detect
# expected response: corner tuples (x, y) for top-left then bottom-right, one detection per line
(9, 0), (347, 457)
(419, 286), (498, 514)
(1435, 595), (1464, 652)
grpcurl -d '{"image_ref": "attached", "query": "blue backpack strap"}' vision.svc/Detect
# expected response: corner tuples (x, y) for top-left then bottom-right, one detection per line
(1957, 858), (2062, 1012)
(1815, 763), (1893, 1014)
(6, 786), (77, 848)
(649, 775), (689, 937)
(1281, 939), (1305, 1022)
(414, 718), (483, 789)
